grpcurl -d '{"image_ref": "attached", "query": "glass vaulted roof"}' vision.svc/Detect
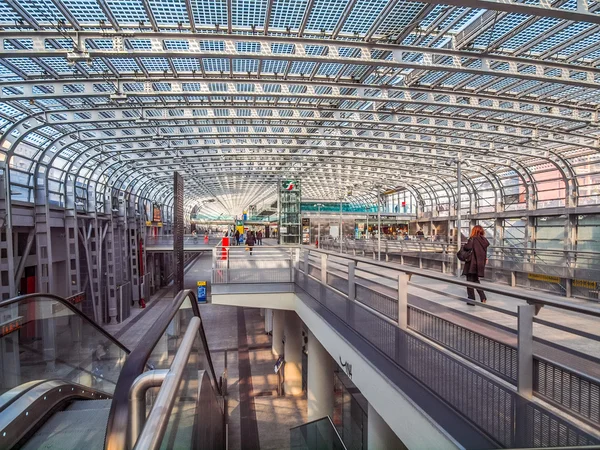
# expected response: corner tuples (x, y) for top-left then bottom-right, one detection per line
(0, 0), (599, 217)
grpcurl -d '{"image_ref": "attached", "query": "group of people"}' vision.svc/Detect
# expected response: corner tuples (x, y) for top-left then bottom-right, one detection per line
(230, 229), (263, 247)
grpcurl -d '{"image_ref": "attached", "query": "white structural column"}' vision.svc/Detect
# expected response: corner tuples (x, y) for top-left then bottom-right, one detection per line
(264, 308), (273, 334)
(307, 329), (334, 421)
(272, 309), (285, 356)
(368, 403), (407, 450)
(284, 310), (303, 396)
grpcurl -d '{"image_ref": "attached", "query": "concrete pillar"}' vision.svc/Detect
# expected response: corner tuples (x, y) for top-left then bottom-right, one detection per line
(284, 310), (303, 396)
(368, 403), (406, 450)
(307, 329), (334, 421)
(264, 308), (273, 334)
(272, 309), (284, 357)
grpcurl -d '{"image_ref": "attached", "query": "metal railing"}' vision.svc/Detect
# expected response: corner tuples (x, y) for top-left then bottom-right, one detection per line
(145, 234), (222, 249)
(211, 242), (299, 284)
(302, 248), (600, 434)
(294, 250), (600, 447)
(319, 238), (600, 299)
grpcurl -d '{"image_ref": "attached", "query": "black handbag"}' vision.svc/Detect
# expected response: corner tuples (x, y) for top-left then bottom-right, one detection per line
(457, 244), (473, 262)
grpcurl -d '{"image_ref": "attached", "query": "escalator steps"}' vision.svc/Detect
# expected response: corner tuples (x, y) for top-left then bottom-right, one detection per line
(21, 401), (111, 450)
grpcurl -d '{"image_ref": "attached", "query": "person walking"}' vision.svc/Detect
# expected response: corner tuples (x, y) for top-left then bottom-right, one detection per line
(257, 229), (263, 245)
(235, 229), (240, 246)
(462, 225), (489, 304)
(246, 231), (256, 255)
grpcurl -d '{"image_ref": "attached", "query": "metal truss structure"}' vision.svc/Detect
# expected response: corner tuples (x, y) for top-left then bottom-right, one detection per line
(0, 0), (599, 317)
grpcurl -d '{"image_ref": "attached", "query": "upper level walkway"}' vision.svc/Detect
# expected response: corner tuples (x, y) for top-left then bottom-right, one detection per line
(321, 237), (600, 300)
(209, 243), (600, 449)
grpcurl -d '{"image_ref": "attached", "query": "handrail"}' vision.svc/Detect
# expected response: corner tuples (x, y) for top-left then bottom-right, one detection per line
(132, 317), (200, 450)
(290, 416), (347, 450)
(0, 292), (131, 355)
(104, 289), (221, 450)
(308, 248), (600, 318)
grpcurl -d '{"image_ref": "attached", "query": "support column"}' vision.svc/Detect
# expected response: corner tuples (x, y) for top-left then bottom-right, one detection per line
(368, 403), (406, 450)
(264, 308), (273, 334)
(173, 172), (184, 293)
(307, 330), (334, 421)
(283, 310), (303, 396)
(272, 309), (284, 357)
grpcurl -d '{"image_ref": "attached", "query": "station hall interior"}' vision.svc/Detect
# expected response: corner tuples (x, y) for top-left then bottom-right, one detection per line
(0, 0), (600, 449)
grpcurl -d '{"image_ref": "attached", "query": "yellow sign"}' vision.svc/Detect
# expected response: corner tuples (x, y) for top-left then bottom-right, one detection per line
(145, 221), (152, 226)
(197, 281), (207, 287)
(528, 273), (560, 284)
(157, 222), (163, 227)
(573, 279), (597, 289)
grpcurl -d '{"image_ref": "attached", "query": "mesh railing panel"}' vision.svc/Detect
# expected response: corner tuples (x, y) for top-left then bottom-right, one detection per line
(355, 282), (398, 321)
(534, 358), (600, 427)
(327, 272), (349, 295)
(408, 306), (518, 383)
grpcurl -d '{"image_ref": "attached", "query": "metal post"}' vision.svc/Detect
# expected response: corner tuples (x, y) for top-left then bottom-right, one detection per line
(398, 273), (409, 330)
(517, 304), (535, 399)
(320, 253), (327, 284)
(304, 250), (309, 274)
(318, 205), (321, 249)
(339, 198), (343, 254)
(348, 261), (356, 301)
(377, 193), (381, 261)
(366, 213), (369, 241)
(455, 158), (462, 277)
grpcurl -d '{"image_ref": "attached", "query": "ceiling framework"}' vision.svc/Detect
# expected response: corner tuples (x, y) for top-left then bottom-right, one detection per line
(0, 0), (599, 218)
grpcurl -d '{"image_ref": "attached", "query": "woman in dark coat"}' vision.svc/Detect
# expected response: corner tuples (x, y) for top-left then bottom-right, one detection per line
(246, 232), (256, 255)
(462, 225), (490, 303)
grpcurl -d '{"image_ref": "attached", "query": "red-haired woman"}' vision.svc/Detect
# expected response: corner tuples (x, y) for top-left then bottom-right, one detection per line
(462, 225), (490, 303)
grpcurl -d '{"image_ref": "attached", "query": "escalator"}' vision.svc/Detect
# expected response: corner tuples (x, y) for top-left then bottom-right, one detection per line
(0, 290), (225, 450)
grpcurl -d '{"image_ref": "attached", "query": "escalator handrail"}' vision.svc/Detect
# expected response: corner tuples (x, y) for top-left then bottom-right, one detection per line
(104, 289), (222, 450)
(0, 293), (131, 355)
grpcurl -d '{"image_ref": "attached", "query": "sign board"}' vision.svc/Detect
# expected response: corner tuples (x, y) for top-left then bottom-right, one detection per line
(65, 292), (85, 306)
(0, 316), (23, 338)
(145, 221), (152, 226)
(574, 279), (597, 289)
(274, 355), (284, 374)
(528, 273), (561, 284)
(280, 226), (288, 233)
(282, 180), (298, 191)
(197, 281), (207, 303)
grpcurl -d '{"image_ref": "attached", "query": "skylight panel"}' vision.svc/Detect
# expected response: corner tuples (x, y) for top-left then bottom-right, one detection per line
(40, 57), (72, 74)
(236, 42), (261, 52)
(203, 58), (230, 72)
(149, 0), (189, 25)
(173, 58), (201, 72)
(193, 0), (227, 26)
(140, 57), (170, 72)
(0, 1), (23, 22)
(270, 0), (308, 30)
(317, 63), (343, 76)
(341, 0), (388, 35)
(502, 17), (561, 50)
(6, 58), (43, 75)
(61, 0), (107, 22)
(288, 61), (316, 75)
(262, 60), (288, 73)
(305, 0), (348, 32)
(165, 40), (190, 51)
(234, 59), (259, 72)
(531, 22), (593, 54)
(201, 40), (225, 51)
(473, 14), (529, 47)
(108, 58), (140, 72)
(106, 0), (149, 23)
(232, 0), (267, 27)
(377, 1), (425, 36)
